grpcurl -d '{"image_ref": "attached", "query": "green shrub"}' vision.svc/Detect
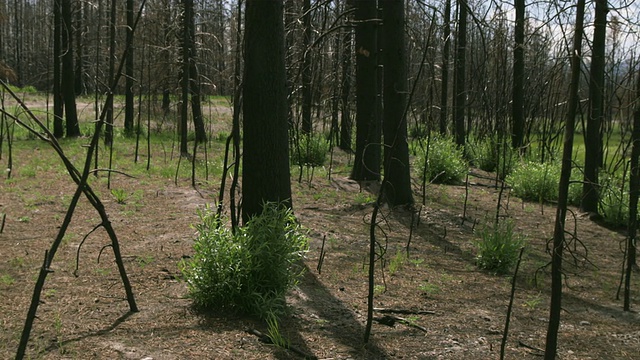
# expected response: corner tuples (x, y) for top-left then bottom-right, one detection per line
(507, 161), (559, 202)
(468, 138), (516, 179)
(181, 202), (308, 318)
(598, 173), (634, 227)
(291, 134), (330, 167)
(507, 160), (582, 205)
(7, 84), (37, 93)
(475, 220), (525, 274)
(417, 135), (468, 184)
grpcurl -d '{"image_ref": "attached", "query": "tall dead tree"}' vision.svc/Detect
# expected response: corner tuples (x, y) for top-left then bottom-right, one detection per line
(453, 0), (467, 147)
(624, 68), (640, 311)
(511, 0), (525, 150)
(104, 0), (117, 146)
(61, 0), (80, 137)
(242, 0), (292, 222)
(545, 0), (585, 358)
(581, 0), (608, 214)
(339, 1), (353, 151)
(124, 0), (135, 134)
(301, 0), (313, 135)
(381, 0), (413, 206)
(351, 0), (381, 181)
(439, 0), (451, 135)
(53, 0), (64, 138)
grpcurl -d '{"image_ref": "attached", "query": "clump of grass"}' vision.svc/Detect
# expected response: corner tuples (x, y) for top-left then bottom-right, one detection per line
(468, 138), (516, 179)
(181, 202), (308, 319)
(111, 188), (128, 204)
(507, 160), (582, 204)
(388, 250), (406, 276)
(507, 161), (558, 202)
(597, 172), (640, 228)
(474, 220), (525, 275)
(291, 134), (329, 168)
(417, 135), (468, 184)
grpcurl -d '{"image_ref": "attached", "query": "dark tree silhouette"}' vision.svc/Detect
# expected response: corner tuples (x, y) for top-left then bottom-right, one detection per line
(301, 0), (312, 135)
(439, 0), (451, 135)
(351, 0), (381, 181)
(104, 0), (116, 146)
(624, 69), (640, 311)
(74, 1), (85, 95)
(512, 0), (525, 150)
(453, 0), (467, 147)
(545, 0), (585, 358)
(52, 0), (63, 138)
(242, 0), (292, 222)
(381, 0), (413, 206)
(582, 0), (608, 214)
(61, 0), (80, 137)
(124, 0), (135, 134)
(186, 0), (206, 144)
(339, 2), (353, 152)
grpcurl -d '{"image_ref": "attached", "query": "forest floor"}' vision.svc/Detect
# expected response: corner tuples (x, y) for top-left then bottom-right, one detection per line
(1, 104), (640, 359)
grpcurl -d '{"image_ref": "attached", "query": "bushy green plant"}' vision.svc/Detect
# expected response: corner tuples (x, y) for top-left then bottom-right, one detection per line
(468, 138), (516, 179)
(507, 160), (582, 204)
(417, 135), (468, 184)
(475, 220), (525, 274)
(6, 84), (37, 93)
(181, 203), (308, 318)
(598, 173), (633, 227)
(291, 134), (329, 167)
(507, 161), (559, 202)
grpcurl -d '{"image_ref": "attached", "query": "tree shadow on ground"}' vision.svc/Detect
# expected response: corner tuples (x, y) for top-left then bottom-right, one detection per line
(192, 264), (388, 359)
(389, 205), (477, 265)
(563, 291), (640, 325)
(285, 266), (389, 359)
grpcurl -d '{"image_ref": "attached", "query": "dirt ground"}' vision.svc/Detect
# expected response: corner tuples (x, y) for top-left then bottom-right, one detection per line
(1, 137), (640, 359)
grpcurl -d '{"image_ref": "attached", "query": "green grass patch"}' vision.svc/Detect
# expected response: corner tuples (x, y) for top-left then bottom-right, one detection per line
(181, 202), (308, 319)
(474, 220), (525, 275)
(416, 135), (468, 184)
(507, 160), (582, 205)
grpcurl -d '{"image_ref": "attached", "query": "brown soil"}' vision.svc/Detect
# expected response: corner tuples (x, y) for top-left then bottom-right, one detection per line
(1, 136), (640, 359)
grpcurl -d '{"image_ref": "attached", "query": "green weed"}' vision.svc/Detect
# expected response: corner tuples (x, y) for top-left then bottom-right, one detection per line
(468, 138), (516, 179)
(373, 284), (386, 296)
(522, 293), (542, 310)
(474, 220), (525, 274)
(9, 257), (25, 268)
(266, 313), (290, 348)
(418, 282), (440, 295)
(1, 274), (15, 285)
(111, 188), (128, 204)
(136, 255), (154, 268)
(416, 135), (468, 184)
(291, 134), (330, 168)
(354, 192), (375, 205)
(388, 250), (406, 276)
(181, 202), (308, 319)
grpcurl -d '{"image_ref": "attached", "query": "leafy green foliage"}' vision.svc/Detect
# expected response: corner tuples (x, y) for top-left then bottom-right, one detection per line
(468, 138), (516, 179)
(111, 188), (128, 204)
(507, 161), (558, 202)
(291, 134), (329, 168)
(474, 220), (525, 274)
(597, 172), (639, 228)
(266, 312), (289, 348)
(181, 203), (308, 319)
(417, 135), (468, 184)
(6, 84), (37, 94)
(507, 160), (581, 204)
